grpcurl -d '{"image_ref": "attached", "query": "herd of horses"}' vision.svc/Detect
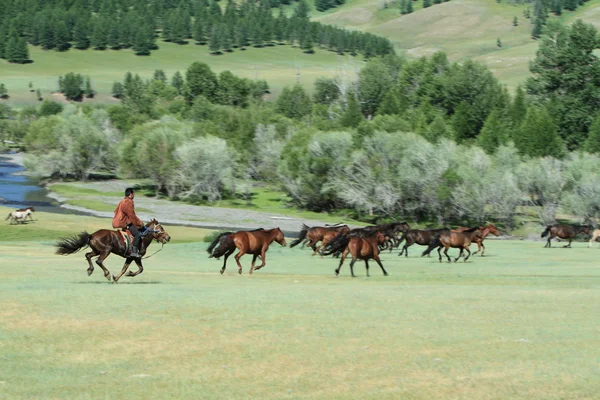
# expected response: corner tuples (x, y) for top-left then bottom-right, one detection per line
(48, 214), (599, 282)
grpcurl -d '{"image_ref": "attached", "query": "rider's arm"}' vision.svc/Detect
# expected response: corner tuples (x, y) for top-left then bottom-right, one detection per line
(123, 200), (145, 228)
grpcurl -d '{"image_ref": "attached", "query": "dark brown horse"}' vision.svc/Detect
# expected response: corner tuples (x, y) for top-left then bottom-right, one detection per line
(290, 223), (349, 256)
(452, 223), (500, 256)
(207, 227), (287, 274)
(334, 230), (389, 277)
(55, 219), (171, 283)
(397, 228), (448, 257)
(431, 226), (483, 263)
(541, 224), (590, 248)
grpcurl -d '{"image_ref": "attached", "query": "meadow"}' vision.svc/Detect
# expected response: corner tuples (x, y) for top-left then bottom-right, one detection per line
(1, 207), (599, 399)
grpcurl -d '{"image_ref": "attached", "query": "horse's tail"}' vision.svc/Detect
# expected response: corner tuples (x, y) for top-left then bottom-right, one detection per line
(207, 232), (235, 258)
(321, 234), (350, 256)
(421, 237), (441, 257)
(55, 232), (91, 255)
(541, 226), (552, 238)
(290, 224), (309, 248)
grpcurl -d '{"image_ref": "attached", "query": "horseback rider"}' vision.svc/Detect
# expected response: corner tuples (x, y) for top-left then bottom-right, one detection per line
(112, 188), (146, 258)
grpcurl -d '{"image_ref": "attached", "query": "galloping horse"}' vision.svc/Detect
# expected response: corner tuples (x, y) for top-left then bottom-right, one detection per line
(207, 228), (287, 274)
(541, 224), (590, 248)
(426, 226), (483, 263)
(588, 228), (600, 248)
(397, 228), (448, 257)
(452, 223), (500, 256)
(329, 230), (389, 277)
(55, 219), (171, 283)
(5, 207), (35, 224)
(290, 223), (349, 256)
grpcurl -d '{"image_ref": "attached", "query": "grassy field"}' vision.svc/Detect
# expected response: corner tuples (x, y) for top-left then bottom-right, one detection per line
(1, 207), (599, 399)
(0, 42), (357, 107)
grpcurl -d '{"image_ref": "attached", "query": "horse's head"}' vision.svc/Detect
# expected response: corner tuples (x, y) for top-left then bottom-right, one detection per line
(394, 222), (411, 233)
(375, 231), (388, 245)
(147, 219), (171, 244)
(339, 225), (350, 234)
(274, 227), (287, 247)
(581, 225), (591, 235)
(484, 223), (500, 236)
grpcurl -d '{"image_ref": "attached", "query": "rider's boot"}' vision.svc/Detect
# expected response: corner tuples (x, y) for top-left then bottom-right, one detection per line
(130, 246), (141, 258)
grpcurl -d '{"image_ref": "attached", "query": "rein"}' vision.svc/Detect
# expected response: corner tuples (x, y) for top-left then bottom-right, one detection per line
(141, 222), (166, 259)
(142, 242), (164, 259)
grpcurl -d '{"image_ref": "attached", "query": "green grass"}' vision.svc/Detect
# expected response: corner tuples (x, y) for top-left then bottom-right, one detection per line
(0, 42), (360, 107)
(50, 183), (123, 197)
(1, 207), (599, 398)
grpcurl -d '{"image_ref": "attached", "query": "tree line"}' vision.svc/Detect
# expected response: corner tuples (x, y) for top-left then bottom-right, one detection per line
(2, 20), (600, 227)
(0, 0), (393, 63)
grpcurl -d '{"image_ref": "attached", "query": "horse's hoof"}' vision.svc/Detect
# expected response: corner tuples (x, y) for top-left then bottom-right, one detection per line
(238, 270), (242, 275)
(87, 269), (93, 276)
(111, 275), (117, 282)
(220, 269), (225, 275)
(384, 273), (389, 276)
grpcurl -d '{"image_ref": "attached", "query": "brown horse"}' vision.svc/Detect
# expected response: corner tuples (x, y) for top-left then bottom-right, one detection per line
(290, 223), (349, 256)
(433, 226), (483, 263)
(452, 223), (500, 256)
(207, 228), (287, 274)
(55, 219), (171, 283)
(541, 224), (590, 248)
(397, 228), (448, 257)
(335, 230), (389, 277)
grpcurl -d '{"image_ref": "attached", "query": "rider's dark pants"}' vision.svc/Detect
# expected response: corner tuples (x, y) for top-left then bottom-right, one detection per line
(127, 224), (142, 249)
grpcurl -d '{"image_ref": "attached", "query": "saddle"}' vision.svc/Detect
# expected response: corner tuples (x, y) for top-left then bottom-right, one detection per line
(119, 230), (134, 255)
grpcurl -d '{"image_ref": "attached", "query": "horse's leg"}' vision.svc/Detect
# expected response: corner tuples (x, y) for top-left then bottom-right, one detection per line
(112, 258), (134, 283)
(85, 250), (98, 276)
(437, 246), (443, 263)
(374, 255), (388, 276)
(444, 246), (452, 263)
(463, 246), (471, 262)
(364, 260), (370, 277)
(399, 239), (412, 257)
(234, 250), (247, 275)
(472, 239), (482, 255)
(220, 249), (234, 275)
(335, 249), (348, 276)
(454, 248), (463, 263)
(125, 258), (144, 277)
(95, 252), (112, 281)
(349, 257), (357, 278)
(564, 238), (572, 248)
(249, 254), (259, 274)
(252, 248), (268, 273)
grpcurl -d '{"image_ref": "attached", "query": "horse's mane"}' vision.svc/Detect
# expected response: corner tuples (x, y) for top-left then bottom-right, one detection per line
(463, 226), (480, 233)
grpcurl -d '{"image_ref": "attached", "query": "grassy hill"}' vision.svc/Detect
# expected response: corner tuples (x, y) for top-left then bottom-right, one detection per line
(3, 0), (600, 106)
(0, 42), (360, 107)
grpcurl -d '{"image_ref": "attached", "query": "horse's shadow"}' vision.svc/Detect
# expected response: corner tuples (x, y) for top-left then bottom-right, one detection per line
(72, 281), (162, 285)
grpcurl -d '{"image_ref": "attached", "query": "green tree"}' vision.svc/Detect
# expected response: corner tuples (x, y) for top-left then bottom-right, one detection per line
(313, 78), (340, 105)
(84, 77), (95, 98)
(276, 84), (312, 119)
(54, 21), (70, 52)
(515, 106), (565, 158)
(513, 16), (518, 26)
(340, 93), (363, 128)
(185, 62), (219, 103)
(73, 18), (90, 50)
(153, 70), (167, 83)
(527, 20), (600, 150)
(216, 71), (250, 107)
(584, 114), (600, 153)
(477, 109), (510, 153)
(0, 83), (8, 100)
(358, 59), (394, 117)
(133, 27), (151, 55)
(423, 0), (432, 7)
(209, 25), (221, 54)
(112, 82), (124, 98)
(510, 85), (527, 128)
(91, 18), (108, 49)
(60, 73), (84, 101)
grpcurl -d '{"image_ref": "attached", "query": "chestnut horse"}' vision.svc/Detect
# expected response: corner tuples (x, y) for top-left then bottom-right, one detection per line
(588, 228), (600, 248)
(397, 228), (448, 257)
(541, 224), (590, 248)
(421, 226), (482, 263)
(334, 230), (389, 277)
(452, 223), (500, 256)
(290, 223), (349, 256)
(207, 227), (287, 274)
(55, 219), (171, 283)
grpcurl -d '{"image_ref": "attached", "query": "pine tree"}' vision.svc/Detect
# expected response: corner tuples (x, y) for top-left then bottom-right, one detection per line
(107, 18), (121, 49)
(171, 71), (184, 94)
(423, 0), (432, 8)
(209, 25), (221, 54)
(60, 72), (84, 101)
(112, 81), (124, 98)
(0, 83), (8, 100)
(406, 0), (413, 14)
(301, 24), (314, 53)
(513, 16), (518, 26)
(340, 93), (363, 127)
(477, 109), (509, 153)
(531, 18), (543, 39)
(425, 115), (452, 143)
(54, 21), (70, 51)
(133, 28), (151, 55)
(222, 25), (233, 52)
(515, 106), (565, 158)
(584, 114), (600, 153)
(496, 38), (502, 47)
(84, 77), (95, 98)
(73, 18), (90, 49)
(193, 18), (206, 44)
(153, 70), (167, 82)
(36, 88), (42, 101)
(91, 18), (109, 49)
(510, 85), (527, 128)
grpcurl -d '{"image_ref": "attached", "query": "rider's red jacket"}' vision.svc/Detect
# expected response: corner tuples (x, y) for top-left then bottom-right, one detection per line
(112, 197), (144, 229)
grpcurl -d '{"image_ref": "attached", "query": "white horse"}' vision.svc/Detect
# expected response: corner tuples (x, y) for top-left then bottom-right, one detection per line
(5, 208), (35, 224)
(588, 228), (600, 247)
